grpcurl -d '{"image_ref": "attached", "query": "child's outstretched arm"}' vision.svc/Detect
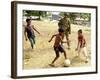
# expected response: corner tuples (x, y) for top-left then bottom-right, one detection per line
(48, 35), (56, 42)
(62, 41), (67, 43)
(32, 25), (40, 35)
(75, 40), (80, 51)
(60, 38), (67, 43)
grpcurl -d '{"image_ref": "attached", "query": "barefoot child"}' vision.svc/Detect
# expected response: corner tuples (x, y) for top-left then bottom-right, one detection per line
(24, 19), (40, 49)
(75, 29), (88, 63)
(48, 29), (68, 66)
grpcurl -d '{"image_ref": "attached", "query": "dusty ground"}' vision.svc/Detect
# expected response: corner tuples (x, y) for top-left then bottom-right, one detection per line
(23, 20), (91, 69)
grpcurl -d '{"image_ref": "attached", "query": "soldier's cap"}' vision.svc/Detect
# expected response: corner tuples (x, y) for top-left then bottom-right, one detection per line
(64, 13), (68, 16)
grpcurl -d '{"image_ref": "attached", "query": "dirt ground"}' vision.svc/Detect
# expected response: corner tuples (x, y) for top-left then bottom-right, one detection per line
(23, 20), (91, 69)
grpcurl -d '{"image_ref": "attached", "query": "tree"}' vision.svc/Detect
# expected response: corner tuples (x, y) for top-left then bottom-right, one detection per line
(23, 10), (47, 20)
(68, 13), (77, 23)
(80, 13), (91, 21)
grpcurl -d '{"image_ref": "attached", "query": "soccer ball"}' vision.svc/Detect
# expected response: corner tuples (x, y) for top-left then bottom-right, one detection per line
(64, 59), (71, 67)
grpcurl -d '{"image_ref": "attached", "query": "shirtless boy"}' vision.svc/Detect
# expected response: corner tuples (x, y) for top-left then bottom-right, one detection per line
(75, 29), (88, 63)
(48, 29), (68, 66)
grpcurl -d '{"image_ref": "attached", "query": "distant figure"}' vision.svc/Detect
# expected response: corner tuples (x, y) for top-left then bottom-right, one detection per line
(48, 28), (68, 66)
(58, 13), (71, 49)
(75, 29), (88, 63)
(24, 19), (40, 49)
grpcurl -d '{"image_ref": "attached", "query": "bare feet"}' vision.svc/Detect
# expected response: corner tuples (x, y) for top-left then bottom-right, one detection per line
(49, 64), (55, 67)
(85, 58), (89, 63)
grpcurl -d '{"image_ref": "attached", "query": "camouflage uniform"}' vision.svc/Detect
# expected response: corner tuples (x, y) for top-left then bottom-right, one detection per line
(58, 18), (71, 38)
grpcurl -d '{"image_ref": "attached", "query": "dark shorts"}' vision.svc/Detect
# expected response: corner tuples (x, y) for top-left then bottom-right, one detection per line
(54, 45), (65, 57)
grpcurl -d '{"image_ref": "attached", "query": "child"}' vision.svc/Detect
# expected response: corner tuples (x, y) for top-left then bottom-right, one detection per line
(48, 28), (68, 66)
(75, 29), (88, 63)
(24, 18), (40, 49)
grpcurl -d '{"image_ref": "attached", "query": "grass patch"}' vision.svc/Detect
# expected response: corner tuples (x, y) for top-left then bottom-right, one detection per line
(85, 29), (91, 32)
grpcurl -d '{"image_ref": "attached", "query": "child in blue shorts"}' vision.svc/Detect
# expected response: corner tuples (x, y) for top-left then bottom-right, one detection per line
(24, 19), (40, 49)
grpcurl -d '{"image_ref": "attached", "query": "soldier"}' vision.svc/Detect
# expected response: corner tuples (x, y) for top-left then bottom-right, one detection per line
(58, 13), (71, 49)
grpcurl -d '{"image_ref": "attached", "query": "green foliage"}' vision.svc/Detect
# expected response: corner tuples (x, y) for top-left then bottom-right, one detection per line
(80, 13), (91, 21)
(23, 10), (47, 20)
(23, 10), (91, 22)
(68, 13), (77, 23)
(59, 12), (91, 23)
